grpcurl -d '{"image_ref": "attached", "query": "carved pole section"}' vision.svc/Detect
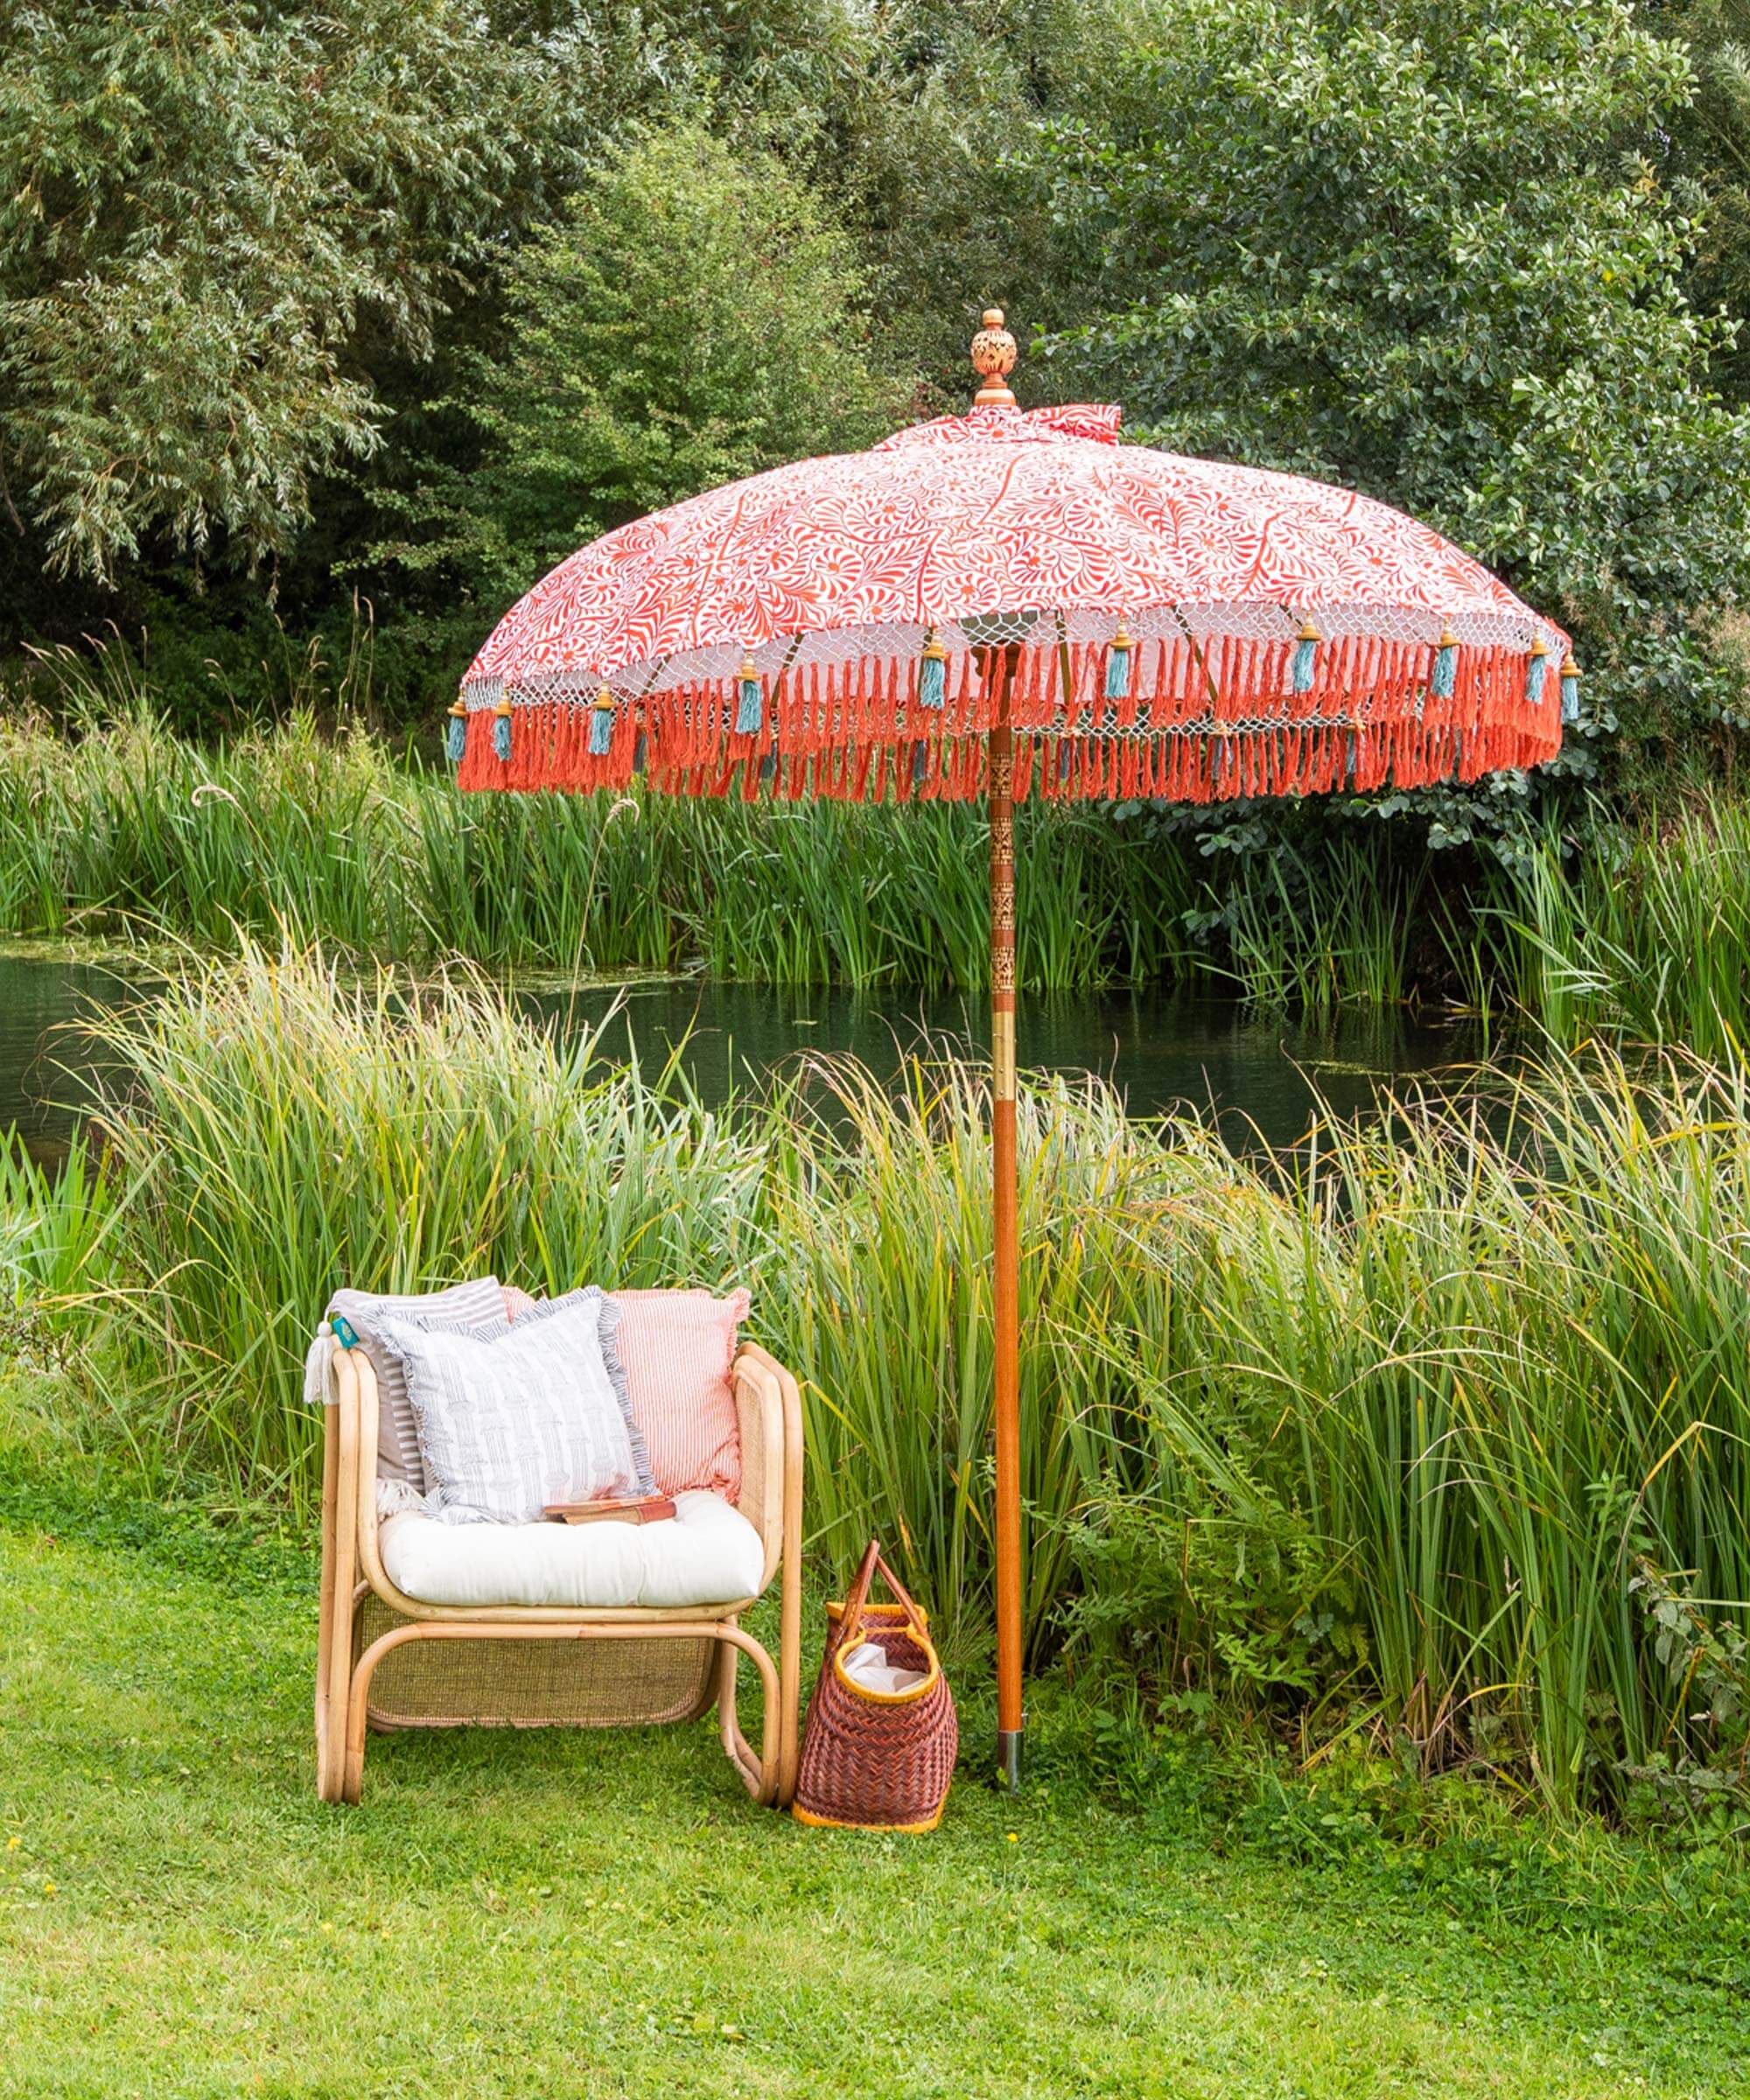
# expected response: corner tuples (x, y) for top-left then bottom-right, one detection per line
(989, 644), (1023, 1790)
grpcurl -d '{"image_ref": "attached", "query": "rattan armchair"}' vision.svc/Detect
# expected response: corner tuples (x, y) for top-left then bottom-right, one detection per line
(314, 1334), (803, 1808)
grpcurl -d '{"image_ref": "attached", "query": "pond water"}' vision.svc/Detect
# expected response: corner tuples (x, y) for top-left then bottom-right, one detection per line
(0, 950), (1485, 1170)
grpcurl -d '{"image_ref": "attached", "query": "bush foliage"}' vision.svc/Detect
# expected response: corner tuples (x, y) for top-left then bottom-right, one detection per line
(368, 125), (902, 642)
(1029, 0), (1750, 782)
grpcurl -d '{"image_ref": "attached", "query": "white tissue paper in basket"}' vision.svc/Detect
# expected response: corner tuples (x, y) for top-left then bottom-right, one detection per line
(841, 1639), (928, 1697)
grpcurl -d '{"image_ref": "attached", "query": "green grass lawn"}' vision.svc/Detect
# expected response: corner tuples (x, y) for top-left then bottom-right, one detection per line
(2, 1478), (1746, 2099)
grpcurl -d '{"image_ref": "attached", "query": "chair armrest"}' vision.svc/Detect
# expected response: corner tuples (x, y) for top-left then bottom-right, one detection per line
(732, 1341), (802, 1595)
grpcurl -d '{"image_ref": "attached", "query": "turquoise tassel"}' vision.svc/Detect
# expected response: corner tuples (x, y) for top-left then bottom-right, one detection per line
(919, 631), (947, 710)
(1432, 627), (1458, 700)
(736, 653), (762, 736)
(1525, 643), (1549, 707)
(911, 739), (929, 786)
(492, 706), (513, 763)
(444, 707), (466, 764)
(1560, 654), (1580, 724)
(588, 693), (614, 757)
(1105, 620), (1132, 701)
(634, 732), (648, 776)
(1291, 619), (1320, 695)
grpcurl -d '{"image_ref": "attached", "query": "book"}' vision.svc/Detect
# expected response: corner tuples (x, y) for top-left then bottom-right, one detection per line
(543, 1494), (678, 1527)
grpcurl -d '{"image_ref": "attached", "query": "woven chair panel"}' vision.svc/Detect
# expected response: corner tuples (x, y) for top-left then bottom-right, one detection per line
(354, 1596), (717, 1732)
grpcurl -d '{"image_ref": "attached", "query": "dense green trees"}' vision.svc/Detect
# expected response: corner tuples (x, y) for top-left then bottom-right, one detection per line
(1647, 1), (1750, 399)
(368, 127), (901, 653)
(0, 1), (584, 584)
(4, 0), (1750, 787)
(1026, 0), (1750, 775)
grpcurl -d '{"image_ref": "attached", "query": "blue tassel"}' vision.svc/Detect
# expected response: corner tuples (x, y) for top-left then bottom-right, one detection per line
(1104, 620), (1132, 701)
(492, 704), (513, 763)
(1560, 654), (1580, 724)
(1291, 619), (1320, 695)
(1525, 642), (1549, 707)
(911, 739), (929, 786)
(736, 653), (762, 736)
(919, 630), (947, 710)
(588, 690), (614, 757)
(758, 751), (777, 788)
(634, 732), (648, 776)
(1432, 626), (1458, 700)
(444, 706), (466, 764)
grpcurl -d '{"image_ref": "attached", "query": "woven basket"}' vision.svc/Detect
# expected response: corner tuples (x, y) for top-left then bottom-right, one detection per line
(793, 1538), (957, 1832)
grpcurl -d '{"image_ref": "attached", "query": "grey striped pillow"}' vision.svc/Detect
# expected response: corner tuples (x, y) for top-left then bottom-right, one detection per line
(328, 1278), (505, 1492)
(377, 1287), (654, 1525)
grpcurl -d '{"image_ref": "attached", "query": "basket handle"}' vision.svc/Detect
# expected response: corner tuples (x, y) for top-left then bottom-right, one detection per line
(838, 1536), (930, 1647)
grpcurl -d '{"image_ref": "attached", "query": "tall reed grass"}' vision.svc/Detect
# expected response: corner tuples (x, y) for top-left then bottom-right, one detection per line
(0, 672), (1192, 990)
(12, 946), (1750, 1807)
(14, 641), (1749, 1037)
(1473, 798), (1750, 1058)
(0, 645), (1500, 1011)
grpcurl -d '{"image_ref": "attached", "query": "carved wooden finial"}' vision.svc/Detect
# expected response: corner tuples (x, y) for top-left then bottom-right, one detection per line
(971, 306), (1018, 408)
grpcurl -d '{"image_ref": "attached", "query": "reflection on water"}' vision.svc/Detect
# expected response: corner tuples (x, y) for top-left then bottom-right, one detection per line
(519, 978), (1482, 1150)
(0, 952), (1486, 1171)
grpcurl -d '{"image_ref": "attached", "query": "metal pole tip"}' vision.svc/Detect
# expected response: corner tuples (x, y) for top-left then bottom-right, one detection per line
(996, 1728), (1023, 1792)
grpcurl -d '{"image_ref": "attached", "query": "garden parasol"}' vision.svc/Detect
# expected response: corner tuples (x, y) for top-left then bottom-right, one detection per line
(452, 309), (1575, 1789)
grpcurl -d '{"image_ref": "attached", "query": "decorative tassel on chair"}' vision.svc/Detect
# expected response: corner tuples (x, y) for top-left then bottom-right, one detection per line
(1104, 618), (1132, 701)
(444, 702), (467, 764)
(919, 627), (947, 710)
(736, 652), (763, 736)
(1292, 618), (1321, 694)
(492, 697), (514, 763)
(1432, 624), (1458, 701)
(588, 686), (615, 757)
(1525, 639), (1549, 708)
(1560, 652), (1581, 724)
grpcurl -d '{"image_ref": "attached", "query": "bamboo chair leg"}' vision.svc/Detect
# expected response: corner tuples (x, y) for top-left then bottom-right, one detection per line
(315, 1581), (355, 1804)
(341, 1683), (367, 1807)
(716, 1628), (781, 1806)
(774, 1358), (804, 1808)
(315, 1368), (360, 1806)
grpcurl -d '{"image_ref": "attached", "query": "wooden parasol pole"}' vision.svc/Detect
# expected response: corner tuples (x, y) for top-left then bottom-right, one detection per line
(989, 653), (1024, 1790)
(970, 304), (1027, 1790)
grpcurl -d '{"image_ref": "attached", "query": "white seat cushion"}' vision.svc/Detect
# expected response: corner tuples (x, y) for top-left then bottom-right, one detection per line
(379, 1490), (766, 1610)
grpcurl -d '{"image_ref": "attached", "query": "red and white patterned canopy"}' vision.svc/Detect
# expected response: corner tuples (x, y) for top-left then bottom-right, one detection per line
(457, 402), (1570, 805)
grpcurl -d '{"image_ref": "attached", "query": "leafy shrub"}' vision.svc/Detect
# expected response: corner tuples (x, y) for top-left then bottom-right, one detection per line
(370, 123), (902, 634)
(1060, 1480), (1366, 1706)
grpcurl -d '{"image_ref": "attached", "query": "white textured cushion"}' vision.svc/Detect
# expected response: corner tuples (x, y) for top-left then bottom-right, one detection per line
(375, 1288), (654, 1525)
(379, 1490), (766, 1609)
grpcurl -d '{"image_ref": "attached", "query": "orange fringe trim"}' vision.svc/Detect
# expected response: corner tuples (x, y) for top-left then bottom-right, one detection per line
(458, 639), (1561, 802)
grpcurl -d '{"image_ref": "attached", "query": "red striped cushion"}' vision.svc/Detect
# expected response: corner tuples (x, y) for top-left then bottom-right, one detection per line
(609, 1288), (750, 1500)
